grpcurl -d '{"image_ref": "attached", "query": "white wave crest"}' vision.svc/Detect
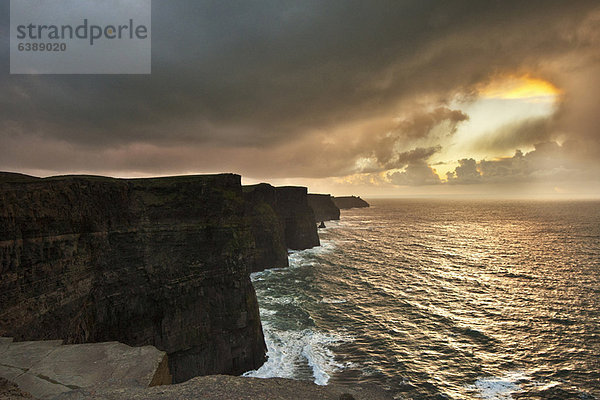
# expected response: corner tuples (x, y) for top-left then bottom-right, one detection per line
(243, 323), (352, 385)
(470, 371), (530, 399)
(320, 297), (347, 304)
(288, 240), (336, 266)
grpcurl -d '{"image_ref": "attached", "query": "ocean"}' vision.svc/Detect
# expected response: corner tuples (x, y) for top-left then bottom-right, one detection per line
(244, 199), (600, 400)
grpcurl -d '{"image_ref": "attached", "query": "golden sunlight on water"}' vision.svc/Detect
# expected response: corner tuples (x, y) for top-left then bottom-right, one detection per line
(249, 199), (600, 400)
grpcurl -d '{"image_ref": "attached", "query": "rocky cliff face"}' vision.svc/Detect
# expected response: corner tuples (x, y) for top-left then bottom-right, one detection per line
(243, 184), (289, 273)
(0, 174), (266, 383)
(307, 194), (340, 222)
(242, 184), (320, 272)
(274, 187), (320, 251)
(332, 196), (370, 209)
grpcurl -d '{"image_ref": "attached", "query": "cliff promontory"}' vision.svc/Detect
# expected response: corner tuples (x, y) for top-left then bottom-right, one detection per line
(307, 194), (340, 222)
(332, 196), (370, 209)
(274, 186), (320, 250)
(0, 173), (266, 383)
(243, 184), (289, 272)
(243, 184), (320, 272)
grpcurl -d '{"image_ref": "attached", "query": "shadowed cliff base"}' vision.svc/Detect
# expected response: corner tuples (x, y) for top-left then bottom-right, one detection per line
(243, 184), (289, 272)
(275, 186), (321, 250)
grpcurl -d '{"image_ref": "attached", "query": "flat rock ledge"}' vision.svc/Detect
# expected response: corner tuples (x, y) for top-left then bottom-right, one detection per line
(55, 375), (393, 400)
(0, 337), (170, 399)
(1, 336), (391, 400)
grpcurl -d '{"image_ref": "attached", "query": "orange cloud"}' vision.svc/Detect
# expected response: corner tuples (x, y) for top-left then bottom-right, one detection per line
(477, 75), (562, 101)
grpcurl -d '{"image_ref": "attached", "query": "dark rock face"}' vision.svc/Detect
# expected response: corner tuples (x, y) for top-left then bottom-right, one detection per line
(242, 184), (321, 272)
(332, 196), (370, 209)
(243, 184), (289, 273)
(274, 187), (320, 251)
(307, 194), (340, 222)
(0, 174), (266, 383)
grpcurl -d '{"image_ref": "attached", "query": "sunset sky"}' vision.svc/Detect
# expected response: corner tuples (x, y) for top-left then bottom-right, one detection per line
(2, 1), (600, 198)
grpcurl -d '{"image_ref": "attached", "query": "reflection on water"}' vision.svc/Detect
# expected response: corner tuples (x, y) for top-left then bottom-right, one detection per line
(246, 200), (600, 399)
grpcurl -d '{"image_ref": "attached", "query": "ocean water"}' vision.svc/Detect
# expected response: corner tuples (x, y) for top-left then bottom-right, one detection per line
(244, 200), (600, 399)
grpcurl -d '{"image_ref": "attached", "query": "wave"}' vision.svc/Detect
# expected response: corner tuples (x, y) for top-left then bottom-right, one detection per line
(243, 322), (352, 385)
(288, 239), (337, 264)
(469, 371), (597, 400)
(246, 237), (352, 385)
(469, 371), (530, 399)
(320, 297), (347, 304)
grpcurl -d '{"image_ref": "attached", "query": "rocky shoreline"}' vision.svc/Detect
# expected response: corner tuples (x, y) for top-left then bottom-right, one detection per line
(0, 172), (378, 399)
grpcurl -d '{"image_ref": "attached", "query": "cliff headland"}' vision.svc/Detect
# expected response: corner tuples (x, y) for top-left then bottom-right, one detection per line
(308, 194), (340, 222)
(332, 196), (370, 209)
(0, 172), (377, 397)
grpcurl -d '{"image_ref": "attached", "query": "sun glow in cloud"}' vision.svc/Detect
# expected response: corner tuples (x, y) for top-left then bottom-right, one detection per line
(477, 75), (561, 101)
(427, 74), (563, 181)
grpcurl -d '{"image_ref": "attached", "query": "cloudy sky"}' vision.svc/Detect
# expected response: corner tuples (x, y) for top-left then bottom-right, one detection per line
(2, 0), (600, 197)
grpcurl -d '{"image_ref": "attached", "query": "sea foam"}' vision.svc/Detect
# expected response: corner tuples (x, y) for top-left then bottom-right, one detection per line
(243, 322), (352, 385)
(470, 371), (530, 399)
(246, 239), (351, 385)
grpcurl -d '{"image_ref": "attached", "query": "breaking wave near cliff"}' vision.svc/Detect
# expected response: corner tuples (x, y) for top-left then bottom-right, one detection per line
(244, 238), (354, 385)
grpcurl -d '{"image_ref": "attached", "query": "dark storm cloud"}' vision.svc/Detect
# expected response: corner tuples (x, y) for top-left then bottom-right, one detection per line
(393, 108), (469, 140)
(370, 108), (467, 169)
(1, 0), (599, 180)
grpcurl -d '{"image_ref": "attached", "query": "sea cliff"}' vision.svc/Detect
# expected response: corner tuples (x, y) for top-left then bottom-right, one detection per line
(274, 186), (320, 250)
(0, 173), (265, 383)
(243, 184), (320, 272)
(243, 184), (289, 273)
(0, 172), (360, 389)
(332, 196), (370, 209)
(307, 194), (340, 222)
